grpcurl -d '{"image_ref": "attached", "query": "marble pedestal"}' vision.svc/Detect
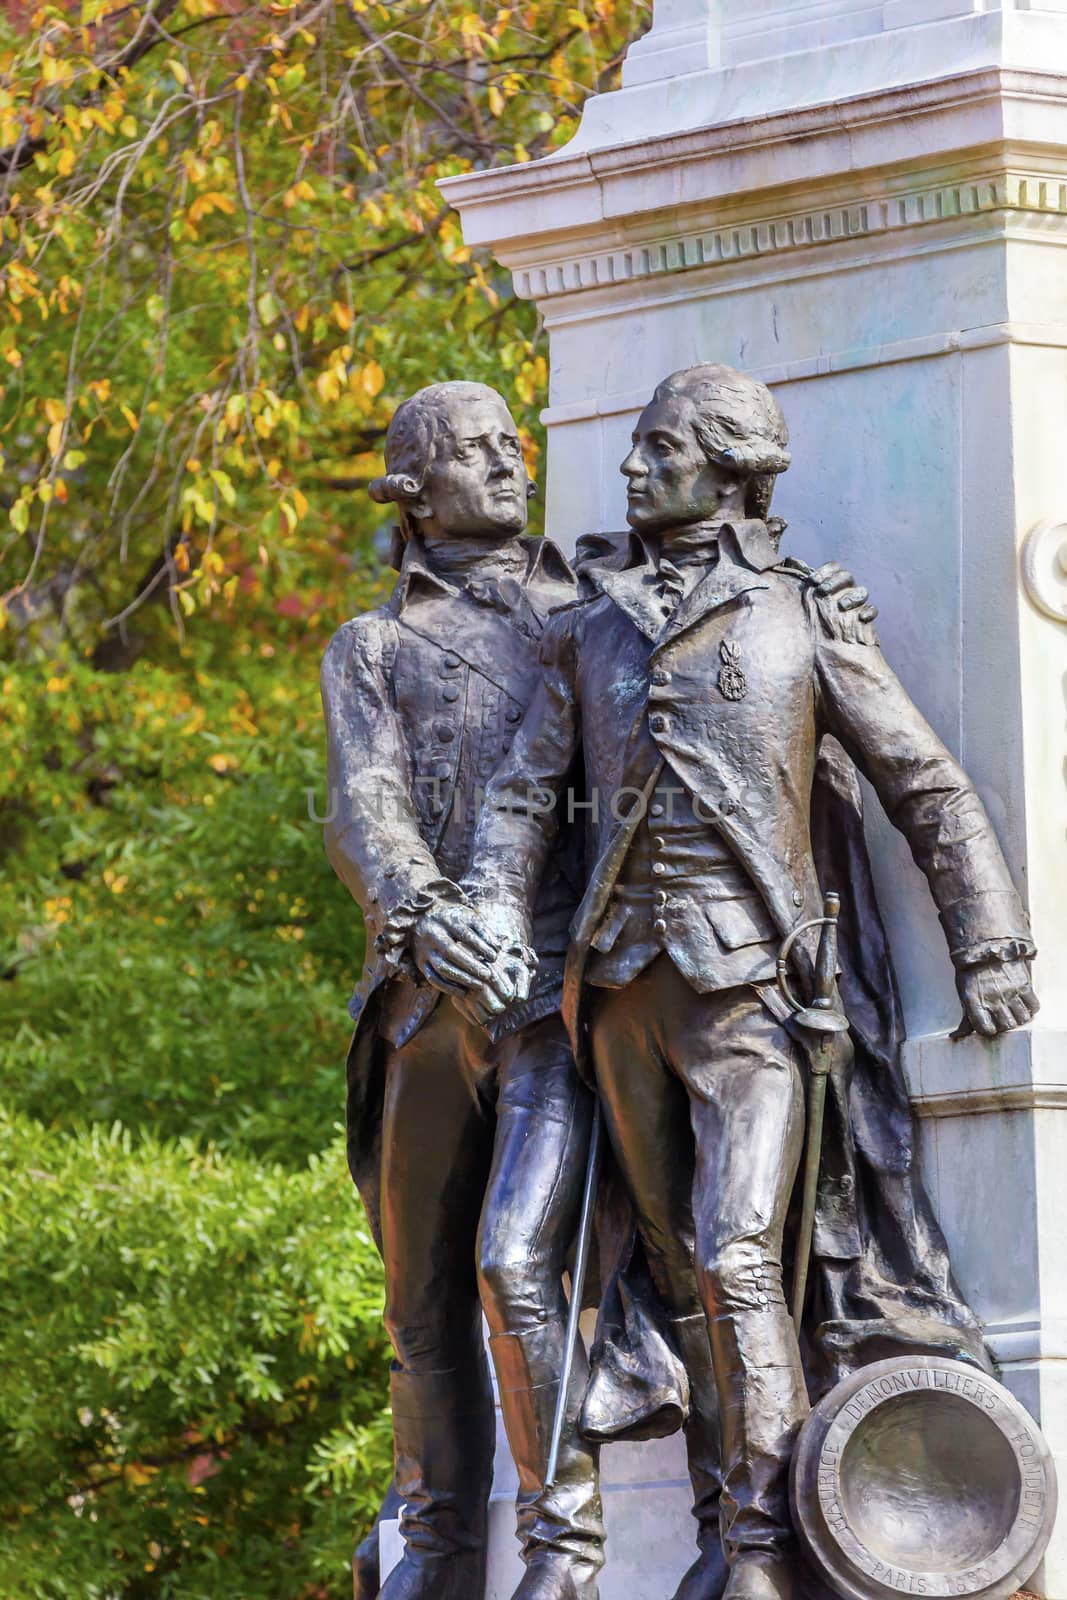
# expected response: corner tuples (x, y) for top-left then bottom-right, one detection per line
(435, 1), (1067, 1593)
(382, 1418), (694, 1600)
(379, 1318), (697, 1598)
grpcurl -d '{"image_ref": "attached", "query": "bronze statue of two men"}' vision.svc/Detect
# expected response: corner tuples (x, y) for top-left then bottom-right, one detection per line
(320, 365), (1038, 1600)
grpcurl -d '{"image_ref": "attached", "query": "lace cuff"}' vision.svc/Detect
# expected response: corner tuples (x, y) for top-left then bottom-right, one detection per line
(373, 878), (467, 969)
(950, 935), (1037, 970)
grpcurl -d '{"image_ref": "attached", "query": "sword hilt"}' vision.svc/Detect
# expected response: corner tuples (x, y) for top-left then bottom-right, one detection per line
(776, 892), (850, 1037)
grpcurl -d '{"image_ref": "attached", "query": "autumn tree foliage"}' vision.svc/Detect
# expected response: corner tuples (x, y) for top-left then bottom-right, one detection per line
(0, 0), (646, 1594)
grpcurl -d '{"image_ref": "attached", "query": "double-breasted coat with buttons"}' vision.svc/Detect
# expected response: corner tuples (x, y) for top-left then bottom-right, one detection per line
(320, 534), (584, 1237)
(466, 517), (1031, 1383)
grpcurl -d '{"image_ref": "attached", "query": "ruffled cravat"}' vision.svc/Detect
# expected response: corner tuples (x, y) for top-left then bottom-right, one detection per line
(422, 535), (539, 637)
(653, 525), (721, 615)
(423, 536), (528, 588)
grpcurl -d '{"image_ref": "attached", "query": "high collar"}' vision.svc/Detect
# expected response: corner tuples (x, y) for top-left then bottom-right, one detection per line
(638, 518), (781, 576)
(647, 519), (723, 569)
(590, 519), (779, 645)
(421, 534), (529, 585)
(390, 532), (575, 613)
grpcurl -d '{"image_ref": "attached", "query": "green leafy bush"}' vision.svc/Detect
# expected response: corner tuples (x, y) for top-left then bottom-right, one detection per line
(0, 1111), (392, 1600)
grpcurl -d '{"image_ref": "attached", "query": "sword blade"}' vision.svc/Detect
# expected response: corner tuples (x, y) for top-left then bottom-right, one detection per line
(545, 1101), (603, 1489)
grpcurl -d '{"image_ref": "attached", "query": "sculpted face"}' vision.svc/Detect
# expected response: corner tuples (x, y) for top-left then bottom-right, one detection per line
(621, 393), (743, 535)
(415, 393), (529, 540)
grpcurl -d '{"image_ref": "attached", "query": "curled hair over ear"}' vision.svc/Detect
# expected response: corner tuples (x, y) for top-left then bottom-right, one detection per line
(655, 363), (791, 519)
(368, 471), (423, 506)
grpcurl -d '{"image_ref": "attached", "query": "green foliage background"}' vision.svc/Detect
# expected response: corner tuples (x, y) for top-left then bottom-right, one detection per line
(0, 0), (646, 1593)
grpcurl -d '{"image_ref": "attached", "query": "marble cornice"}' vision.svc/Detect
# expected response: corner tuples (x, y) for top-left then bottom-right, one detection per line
(446, 67), (1066, 201)
(504, 167), (1067, 302)
(441, 65), (1067, 276)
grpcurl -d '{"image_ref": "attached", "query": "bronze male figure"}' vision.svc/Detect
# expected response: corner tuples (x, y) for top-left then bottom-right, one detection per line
(453, 364), (1037, 1600)
(321, 382), (603, 1600)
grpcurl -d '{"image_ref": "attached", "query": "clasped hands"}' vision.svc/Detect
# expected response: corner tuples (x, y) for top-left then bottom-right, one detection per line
(412, 899), (535, 1027)
(411, 902), (1039, 1040)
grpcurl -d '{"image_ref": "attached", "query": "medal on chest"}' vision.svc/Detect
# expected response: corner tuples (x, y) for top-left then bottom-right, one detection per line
(718, 639), (748, 702)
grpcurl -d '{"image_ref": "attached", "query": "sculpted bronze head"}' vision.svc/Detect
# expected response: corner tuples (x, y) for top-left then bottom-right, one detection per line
(369, 380), (534, 549)
(621, 363), (791, 536)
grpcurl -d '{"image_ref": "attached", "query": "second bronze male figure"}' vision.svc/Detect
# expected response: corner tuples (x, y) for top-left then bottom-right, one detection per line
(321, 381), (605, 1600)
(445, 364), (1037, 1600)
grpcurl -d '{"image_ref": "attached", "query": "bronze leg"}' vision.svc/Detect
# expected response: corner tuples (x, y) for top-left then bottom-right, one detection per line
(588, 966), (726, 1600)
(479, 1015), (604, 1600)
(670, 981), (809, 1600)
(379, 1003), (497, 1600)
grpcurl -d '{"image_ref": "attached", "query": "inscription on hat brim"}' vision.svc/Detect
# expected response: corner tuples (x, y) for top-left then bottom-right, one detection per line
(790, 1355), (1058, 1600)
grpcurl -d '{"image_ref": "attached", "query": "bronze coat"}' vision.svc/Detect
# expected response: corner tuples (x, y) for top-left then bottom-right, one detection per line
(467, 519), (1030, 1385)
(320, 534), (581, 1235)
(466, 519), (1032, 1068)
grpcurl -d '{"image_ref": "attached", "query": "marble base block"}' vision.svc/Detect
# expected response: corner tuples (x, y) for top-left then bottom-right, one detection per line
(379, 1412), (694, 1598)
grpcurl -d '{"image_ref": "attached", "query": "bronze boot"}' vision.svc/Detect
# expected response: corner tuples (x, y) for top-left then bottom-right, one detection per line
(670, 1313), (728, 1600)
(706, 1309), (808, 1600)
(354, 1480), (404, 1600)
(491, 1322), (605, 1600)
(722, 1553), (796, 1600)
(381, 1364), (495, 1600)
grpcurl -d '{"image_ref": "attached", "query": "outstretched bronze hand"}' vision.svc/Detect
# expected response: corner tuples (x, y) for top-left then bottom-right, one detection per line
(954, 956), (1039, 1039)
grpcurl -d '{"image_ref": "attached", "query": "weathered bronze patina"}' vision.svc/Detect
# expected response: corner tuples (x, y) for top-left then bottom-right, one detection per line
(440, 364), (1039, 1600)
(321, 364), (1042, 1600)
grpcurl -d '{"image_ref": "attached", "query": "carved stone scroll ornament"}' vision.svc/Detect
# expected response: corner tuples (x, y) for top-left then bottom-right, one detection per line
(1021, 520), (1067, 624)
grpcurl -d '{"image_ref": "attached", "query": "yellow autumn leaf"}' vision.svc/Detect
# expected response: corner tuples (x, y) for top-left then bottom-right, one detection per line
(120, 404), (139, 431)
(460, 11), (487, 51)
(56, 146), (75, 177)
(168, 60), (189, 87)
(293, 488), (309, 519)
(315, 369), (340, 404)
(488, 84), (504, 117)
(361, 360), (385, 398)
(333, 301), (352, 331)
